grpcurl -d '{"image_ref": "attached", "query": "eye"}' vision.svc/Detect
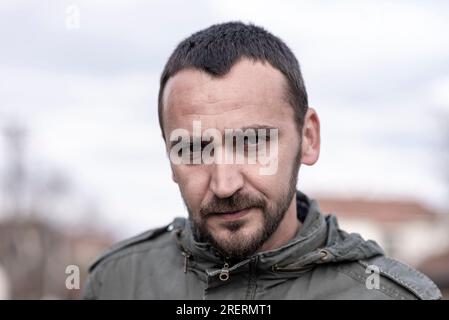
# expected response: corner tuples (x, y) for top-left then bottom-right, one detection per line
(184, 141), (213, 164)
(177, 143), (199, 158)
(243, 130), (271, 146)
(244, 136), (257, 146)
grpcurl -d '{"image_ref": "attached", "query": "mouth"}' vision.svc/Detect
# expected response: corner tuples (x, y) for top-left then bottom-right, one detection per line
(210, 207), (252, 221)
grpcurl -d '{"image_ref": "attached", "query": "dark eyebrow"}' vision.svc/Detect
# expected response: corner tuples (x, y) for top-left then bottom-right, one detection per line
(168, 136), (186, 149)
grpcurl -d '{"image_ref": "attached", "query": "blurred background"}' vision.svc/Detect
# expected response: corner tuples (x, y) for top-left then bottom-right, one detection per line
(0, 0), (448, 299)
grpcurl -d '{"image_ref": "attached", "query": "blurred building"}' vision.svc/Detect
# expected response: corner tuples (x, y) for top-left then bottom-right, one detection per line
(317, 195), (449, 299)
(418, 249), (449, 299)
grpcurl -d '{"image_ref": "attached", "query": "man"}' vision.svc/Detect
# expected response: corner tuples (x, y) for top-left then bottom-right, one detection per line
(83, 22), (441, 300)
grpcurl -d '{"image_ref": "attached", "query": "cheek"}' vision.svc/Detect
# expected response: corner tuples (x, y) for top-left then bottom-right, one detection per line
(277, 136), (299, 171)
(242, 146), (297, 199)
(174, 166), (210, 211)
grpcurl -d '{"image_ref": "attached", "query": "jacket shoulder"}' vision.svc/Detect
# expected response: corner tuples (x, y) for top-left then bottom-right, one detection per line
(88, 217), (186, 273)
(359, 255), (441, 300)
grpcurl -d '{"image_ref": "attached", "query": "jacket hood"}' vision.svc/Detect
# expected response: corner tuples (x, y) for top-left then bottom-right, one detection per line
(174, 190), (384, 282)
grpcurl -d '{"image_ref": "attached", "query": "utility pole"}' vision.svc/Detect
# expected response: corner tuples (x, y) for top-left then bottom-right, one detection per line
(2, 124), (27, 216)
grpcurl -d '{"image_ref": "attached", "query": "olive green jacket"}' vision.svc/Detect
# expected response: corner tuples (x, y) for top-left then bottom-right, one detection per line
(83, 191), (441, 300)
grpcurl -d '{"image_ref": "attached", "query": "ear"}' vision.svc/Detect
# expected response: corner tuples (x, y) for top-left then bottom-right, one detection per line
(300, 107), (321, 166)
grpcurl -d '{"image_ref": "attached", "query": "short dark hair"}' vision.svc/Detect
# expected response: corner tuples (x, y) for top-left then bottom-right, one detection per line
(158, 21), (308, 139)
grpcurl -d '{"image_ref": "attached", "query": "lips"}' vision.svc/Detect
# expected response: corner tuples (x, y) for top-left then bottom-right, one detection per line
(211, 207), (252, 221)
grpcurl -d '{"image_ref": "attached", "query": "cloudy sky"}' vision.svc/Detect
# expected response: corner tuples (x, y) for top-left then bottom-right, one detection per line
(0, 0), (448, 238)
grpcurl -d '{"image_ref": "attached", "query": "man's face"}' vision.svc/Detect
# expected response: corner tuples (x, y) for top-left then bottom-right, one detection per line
(162, 59), (302, 259)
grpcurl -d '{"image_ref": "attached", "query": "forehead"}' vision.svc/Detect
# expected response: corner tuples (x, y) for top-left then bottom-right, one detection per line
(162, 59), (295, 134)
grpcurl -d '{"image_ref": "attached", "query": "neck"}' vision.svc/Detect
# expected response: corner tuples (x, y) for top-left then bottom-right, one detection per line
(257, 194), (301, 253)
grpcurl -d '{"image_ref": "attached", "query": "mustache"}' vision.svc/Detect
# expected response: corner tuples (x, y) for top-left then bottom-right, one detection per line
(199, 192), (266, 216)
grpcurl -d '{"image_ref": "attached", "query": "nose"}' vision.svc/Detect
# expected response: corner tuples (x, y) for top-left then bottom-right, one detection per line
(209, 163), (244, 199)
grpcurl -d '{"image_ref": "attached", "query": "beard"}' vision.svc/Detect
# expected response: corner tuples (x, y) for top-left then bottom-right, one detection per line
(183, 151), (301, 260)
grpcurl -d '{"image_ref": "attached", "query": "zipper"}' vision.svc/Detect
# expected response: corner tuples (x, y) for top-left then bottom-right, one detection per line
(247, 256), (259, 300)
(175, 228), (194, 274)
(182, 251), (191, 273)
(219, 262), (230, 281)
